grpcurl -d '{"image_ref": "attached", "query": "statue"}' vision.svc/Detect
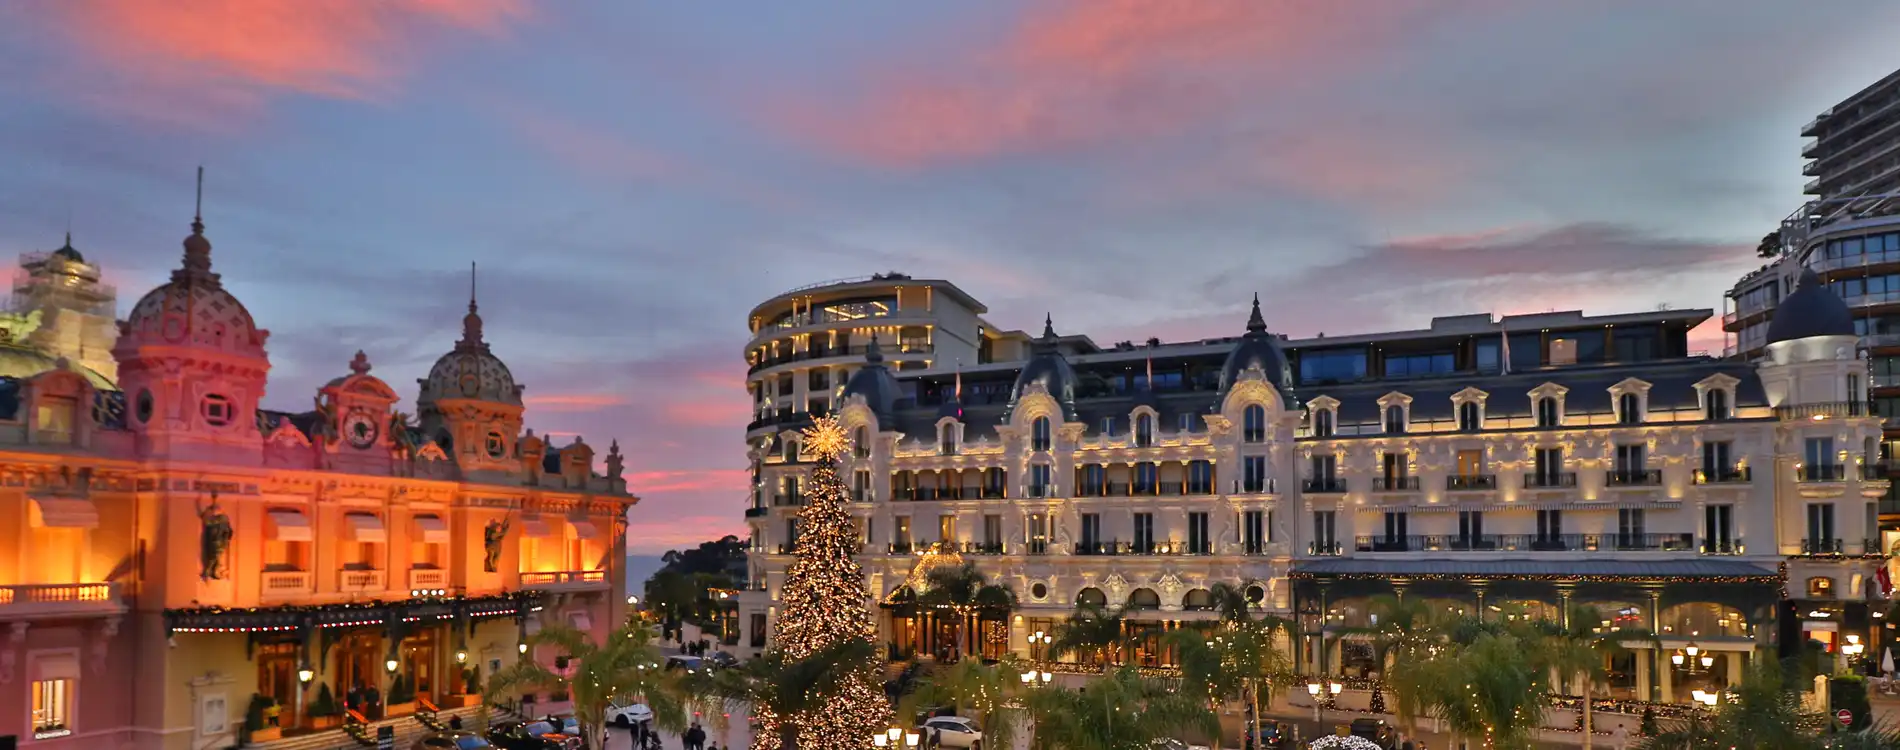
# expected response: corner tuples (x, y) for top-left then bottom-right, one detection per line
(482, 517), (510, 573)
(196, 493), (233, 581)
(310, 396), (336, 445)
(605, 439), (625, 481)
(389, 412), (417, 458)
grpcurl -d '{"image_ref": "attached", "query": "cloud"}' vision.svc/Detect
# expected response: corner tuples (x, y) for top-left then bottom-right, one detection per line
(524, 393), (630, 412)
(504, 111), (805, 214)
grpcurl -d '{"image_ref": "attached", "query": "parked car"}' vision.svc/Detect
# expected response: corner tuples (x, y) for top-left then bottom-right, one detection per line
(486, 719), (583, 749)
(607, 701), (654, 728)
(1153, 739), (1210, 750)
(916, 716), (983, 749)
(704, 651), (739, 669)
(540, 714), (580, 736)
(664, 656), (705, 674)
(414, 731), (494, 749)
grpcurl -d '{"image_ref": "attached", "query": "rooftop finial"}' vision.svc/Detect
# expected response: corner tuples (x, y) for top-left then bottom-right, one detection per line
(1042, 313), (1055, 339)
(178, 167), (215, 282)
(192, 166), (205, 235)
(864, 333), (884, 364)
(469, 261), (478, 314)
(457, 261), (487, 351)
(1246, 293), (1266, 334)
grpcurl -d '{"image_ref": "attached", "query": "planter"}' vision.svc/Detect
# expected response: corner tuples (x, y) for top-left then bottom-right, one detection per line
(386, 701), (416, 718)
(251, 727), (283, 742)
(309, 715), (342, 731)
(452, 694), (482, 708)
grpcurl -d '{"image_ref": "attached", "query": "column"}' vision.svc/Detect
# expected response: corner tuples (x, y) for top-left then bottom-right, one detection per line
(1726, 649), (1742, 688)
(1472, 580), (1489, 622)
(1556, 584), (1574, 629)
(1646, 588), (1664, 702)
(1636, 652), (1651, 703)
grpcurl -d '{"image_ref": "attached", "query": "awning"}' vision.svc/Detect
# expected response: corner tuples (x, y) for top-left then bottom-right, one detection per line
(343, 513), (387, 543)
(567, 611), (592, 632)
(568, 520), (599, 540)
(266, 509), (312, 542)
(30, 497), (98, 529)
(519, 516), (553, 539)
(1291, 558), (1778, 582)
(411, 514), (449, 545)
(30, 653), (78, 682)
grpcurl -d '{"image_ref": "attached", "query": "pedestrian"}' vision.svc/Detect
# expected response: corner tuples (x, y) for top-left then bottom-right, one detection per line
(449, 714), (463, 731)
(685, 721), (707, 750)
(1612, 722), (1630, 750)
(634, 720), (648, 749)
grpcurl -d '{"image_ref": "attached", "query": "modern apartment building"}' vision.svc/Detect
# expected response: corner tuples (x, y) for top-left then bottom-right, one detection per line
(0, 212), (637, 748)
(739, 273), (1888, 708)
(1802, 67), (1900, 202)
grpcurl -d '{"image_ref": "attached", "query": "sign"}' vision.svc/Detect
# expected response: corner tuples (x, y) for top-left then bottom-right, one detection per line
(377, 725), (395, 750)
(1837, 709), (1854, 726)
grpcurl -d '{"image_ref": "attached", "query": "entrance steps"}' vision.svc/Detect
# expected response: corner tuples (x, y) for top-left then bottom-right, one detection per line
(246, 704), (516, 750)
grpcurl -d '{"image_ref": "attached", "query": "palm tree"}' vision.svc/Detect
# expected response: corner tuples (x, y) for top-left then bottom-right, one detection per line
(1328, 595), (1439, 736)
(1529, 604), (1658, 750)
(1640, 658), (1824, 750)
(1420, 631), (1546, 750)
(1025, 665), (1220, 750)
(695, 639), (882, 750)
(1050, 603), (1134, 666)
(908, 656), (1032, 750)
(1168, 611), (1290, 746)
(917, 561), (1017, 662)
(484, 619), (692, 750)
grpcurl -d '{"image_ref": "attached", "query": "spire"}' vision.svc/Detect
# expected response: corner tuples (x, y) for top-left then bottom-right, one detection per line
(864, 333), (884, 364)
(457, 261), (487, 351)
(176, 166), (216, 284)
(1246, 293), (1266, 334)
(1042, 313), (1056, 339)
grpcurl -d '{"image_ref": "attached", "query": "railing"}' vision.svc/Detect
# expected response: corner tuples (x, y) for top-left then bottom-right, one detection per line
(1303, 478), (1347, 493)
(956, 542), (1006, 555)
(748, 344), (934, 374)
(1524, 472), (1578, 488)
(773, 494), (804, 507)
(1606, 469), (1663, 487)
(407, 569), (448, 592)
(1232, 479), (1278, 494)
(1865, 463), (1892, 480)
(1801, 538), (1844, 555)
(1799, 464), (1846, 482)
(0, 583), (121, 618)
(518, 570), (608, 591)
(1701, 538), (1744, 555)
(1309, 541), (1343, 556)
(1776, 401), (1871, 421)
(338, 569), (386, 594)
(1025, 541), (1049, 555)
(1445, 475), (1497, 491)
(1075, 482), (1215, 498)
(887, 542), (914, 554)
(744, 507), (768, 518)
(1371, 476), (1420, 492)
(1352, 533), (1695, 553)
(1694, 467), (1752, 484)
(260, 571), (311, 598)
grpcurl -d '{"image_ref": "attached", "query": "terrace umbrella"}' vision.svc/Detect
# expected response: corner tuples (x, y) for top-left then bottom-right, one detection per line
(1882, 646), (1894, 676)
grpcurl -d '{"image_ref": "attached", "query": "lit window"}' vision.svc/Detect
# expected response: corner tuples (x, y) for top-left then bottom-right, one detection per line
(32, 678), (71, 739)
(201, 394), (233, 426)
(1243, 405), (1266, 443)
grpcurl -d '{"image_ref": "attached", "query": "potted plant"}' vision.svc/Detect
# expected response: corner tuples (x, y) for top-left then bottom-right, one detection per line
(308, 683), (342, 730)
(385, 674), (417, 717)
(456, 666), (483, 708)
(248, 693), (284, 742)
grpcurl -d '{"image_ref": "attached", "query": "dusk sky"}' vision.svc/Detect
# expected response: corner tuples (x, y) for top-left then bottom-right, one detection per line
(3, 1), (1898, 555)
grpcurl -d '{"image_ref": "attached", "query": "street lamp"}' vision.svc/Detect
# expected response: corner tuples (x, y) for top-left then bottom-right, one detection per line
(518, 643), (528, 655)
(385, 658), (399, 673)
(873, 735), (889, 748)
(456, 650), (468, 664)
(298, 665), (314, 684)
(905, 733), (920, 748)
(1307, 682), (1323, 724)
(1028, 630), (1053, 661)
(886, 728), (902, 746)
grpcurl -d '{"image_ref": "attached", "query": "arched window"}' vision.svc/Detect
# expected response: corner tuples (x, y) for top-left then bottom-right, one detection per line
(1535, 397), (1560, 428)
(1243, 404), (1266, 443)
(1458, 402), (1481, 432)
(1312, 409), (1335, 438)
(1704, 389), (1729, 421)
(783, 437), (799, 461)
(853, 426), (870, 458)
(1134, 414), (1155, 448)
(1031, 416), (1052, 452)
(939, 424), (957, 456)
(1126, 588), (1161, 611)
(1618, 393), (1641, 425)
(1384, 405), (1405, 434)
(1076, 587), (1107, 608)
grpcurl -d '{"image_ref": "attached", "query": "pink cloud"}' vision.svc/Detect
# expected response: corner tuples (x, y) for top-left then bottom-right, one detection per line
(626, 469), (749, 496)
(524, 393), (629, 412)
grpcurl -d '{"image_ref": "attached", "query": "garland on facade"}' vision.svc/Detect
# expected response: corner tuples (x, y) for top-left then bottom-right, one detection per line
(754, 417), (886, 750)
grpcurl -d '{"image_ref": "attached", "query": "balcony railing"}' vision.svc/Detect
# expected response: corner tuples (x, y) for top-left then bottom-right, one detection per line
(749, 344), (933, 374)
(1606, 469), (1663, 487)
(956, 542), (1007, 555)
(1775, 401), (1871, 421)
(1309, 541), (1343, 556)
(0, 583), (123, 618)
(1446, 475), (1497, 491)
(772, 494), (805, 507)
(1801, 538), (1844, 555)
(1524, 472), (1578, 489)
(1799, 464), (1846, 482)
(888, 542), (914, 554)
(260, 571), (311, 598)
(1352, 533), (1695, 553)
(1865, 464), (1892, 480)
(1694, 467), (1752, 484)
(1232, 479), (1278, 495)
(519, 570), (608, 592)
(407, 568), (449, 593)
(1303, 478), (1347, 493)
(744, 507), (768, 518)
(1371, 476), (1421, 492)
(1075, 482), (1215, 498)
(1700, 538), (1744, 555)
(338, 569), (386, 594)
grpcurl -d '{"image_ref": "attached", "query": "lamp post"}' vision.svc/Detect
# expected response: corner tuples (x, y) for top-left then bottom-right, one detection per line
(1307, 682), (1323, 725)
(1028, 630), (1052, 662)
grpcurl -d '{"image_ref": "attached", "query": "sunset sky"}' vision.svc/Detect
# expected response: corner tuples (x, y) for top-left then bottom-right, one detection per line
(3, 1), (1899, 554)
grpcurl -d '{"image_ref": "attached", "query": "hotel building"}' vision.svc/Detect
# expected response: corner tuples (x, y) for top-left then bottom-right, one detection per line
(740, 272), (1888, 706)
(0, 217), (635, 748)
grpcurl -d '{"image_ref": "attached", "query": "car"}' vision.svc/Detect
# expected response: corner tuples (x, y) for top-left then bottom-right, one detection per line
(664, 656), (705, 674)
(1153, 739), (1211, 750)
(540, 714), (580, 736)
(608, 701), (654, 728)
(413, 731), (494, 749)
(917, 716), (982, 749)
(704, 651), (739, 669)
(485, 719), (582, 750)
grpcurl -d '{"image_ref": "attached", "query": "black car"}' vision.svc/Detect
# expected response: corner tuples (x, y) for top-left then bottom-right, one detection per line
(413, 732), (494, 749)
(485, 720), (582, 750)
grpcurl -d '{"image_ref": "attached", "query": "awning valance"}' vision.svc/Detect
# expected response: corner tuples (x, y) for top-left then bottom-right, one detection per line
(266, 509), (312, 542)
(519, 516), (553, 539)
(411, 514), (449, 545)
(343, 513), (387, 543)
(30, 497), (97, 529)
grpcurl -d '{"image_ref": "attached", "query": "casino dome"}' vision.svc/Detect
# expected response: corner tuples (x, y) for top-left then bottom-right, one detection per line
(418, 294), (521, 407)
(117, 217), (267, 358)
(840, 335), (901, 423)
(1765, 268), (1856, 345)
(1008, 316), (1078, 419)
(1218, 295), (1292, 397)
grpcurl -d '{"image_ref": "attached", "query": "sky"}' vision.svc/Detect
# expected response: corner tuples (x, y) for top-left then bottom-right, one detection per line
(2, 1), (1899, 555)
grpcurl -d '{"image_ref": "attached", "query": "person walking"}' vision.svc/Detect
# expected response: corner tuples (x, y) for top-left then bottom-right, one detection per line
(684, 721), (707, 750)
(448, 714), (463, 731)
(1611, 722), (1631, 750)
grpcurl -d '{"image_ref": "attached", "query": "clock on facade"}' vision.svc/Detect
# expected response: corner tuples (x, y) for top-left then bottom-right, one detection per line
(342, 409), (380, 449)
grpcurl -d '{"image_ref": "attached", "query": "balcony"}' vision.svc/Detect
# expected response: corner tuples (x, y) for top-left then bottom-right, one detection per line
(1231, 479), (1278, 495)
(1351, 534), (1695, 553)
(519, 570), (609, 593)
(0, 583), (123, 619)
(748, 343), (934, 375)
(1801, 538), (1844, 555)
(1775, 401), (1871, 421)
(260, 571), (312, 599)
(1309, 541), (1343, 556)
(1303, 478), (1347, 494)
(1523, 472), (1578, 489)
(1446, 475), (1497, 491)
(887, 542), (914, 554)
(1700, 538), (1745, 555)
(338, 569), (386, 594)
(1371, 476), (1420, 492)
(1606, 469), (1663, 487)
(406, 568), (449, 593)
(1799, 464), (1846, 482)
(1865, 464), (1892, 480)
(745, 507), (768, 518)
(955, 542), (1006, 555)
(1694, 467), (1752, 484)
(772, 494), (805, 507)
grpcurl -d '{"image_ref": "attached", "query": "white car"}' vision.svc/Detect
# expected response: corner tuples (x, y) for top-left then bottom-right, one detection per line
(1154, 739), (1211, 750)
(918, 717), (983, 749)
(608, 701), (654, 728)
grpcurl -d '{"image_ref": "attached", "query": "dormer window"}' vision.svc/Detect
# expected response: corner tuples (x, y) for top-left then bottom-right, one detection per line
(939, 425), (958, 456)
(1134, 414), (1155, 448)
(1535, 397), (1560, 428)
(1458, 402), (1481, 432)
(853, 426), (870, 458)
(1383, 405), (1405, 434)
(1312, 409), (1335, 438)
(783, 437), (799, 462)
(1617, 393), (1642, 425)
(1705, 389), (1730, 421)
(1243, 405), (1267, 443)
(1031, 416), (1052, 452)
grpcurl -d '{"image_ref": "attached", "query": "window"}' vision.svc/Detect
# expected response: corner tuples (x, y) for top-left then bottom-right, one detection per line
(854, 426), (869, 458)
(1705, 389), (1730, 421)
(1080, 513), (1101, 547)
(1081, 464), (1106, 496)
(1299, 349), (1367, 384)
(1807, 503), (1836, 551)
(1383, 351), (1456, 378)
(1535, 397), (1559, 427)
(1031, 417), (1052, 451)
(32, 676), (71, 739)
(938, 515), (955, 544)
(1310, 454), (1336, 481)
(785, 518), (799, 548)
(1533, 447), (1565, 485)
(1243, 510), (1265, 553)
(1133, 512), (1155, 553)
(1312, 408), (1334, 437)
(1243, 456), (1268, 493)
(1312, 511), (1337, 554)
(1134, 414), (1155, 447)
(1382, 511), (1408, 543)
(1384, 405), (1405, 434)
(1615, 444), (1646, 477)
(1099, 416), (1117, 437)
(750, 613), (768, 648)
(894, 517), (911, 548)
(202, 393), (233, 427)
(1028, 464), (1052, 497)
(853, 470), (871, 503)
(1536, 509), (1563, 545)
(1179, 413), (1198, 433)
(1850, 374), (1862, 402)
(1617, 393), (1641, 425)
(1458, 402), (1481, 431)
(782, 437), (799, 462)
(1027, 514), (1047, 554)
(1187, 460), (1214, 494)
(1618, 509), (1646, 547)
(1475, 339), (1501, 373)
(983, 468), (1006, 498)
(1382, 451), (1408, 484)
(1188, 512), (1210, 554)
(983, 515), (1001, 548)
(939, 425), (957, 456)
(1705, 505), (1734, 552)
(1806, 437), (1837, 479)
(1243, 405), (1267, 443)
(1134, 462), (1158, 494)
(1458, 510), (1484, 546)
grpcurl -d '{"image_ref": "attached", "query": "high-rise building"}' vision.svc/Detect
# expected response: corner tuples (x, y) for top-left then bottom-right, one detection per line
(1802, 68), (1900, 203)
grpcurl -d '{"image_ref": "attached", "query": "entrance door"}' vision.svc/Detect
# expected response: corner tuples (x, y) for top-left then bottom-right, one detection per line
(334, 632), (383, 716)
(256, 643), (300, 728)
(1456, 450), (1483, 477)
(400, 629), (440, 703)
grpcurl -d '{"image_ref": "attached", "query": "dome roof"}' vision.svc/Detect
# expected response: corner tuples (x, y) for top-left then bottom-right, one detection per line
(841, 336), (902, 422)
(1766, 268), (1857, 345)
(1008, 315), (1078, 419)
(52, 234), (83, 263)
(418, 292), (521, 407)
(118, 218), (267, 358)
(1218, 295), (1292, 396)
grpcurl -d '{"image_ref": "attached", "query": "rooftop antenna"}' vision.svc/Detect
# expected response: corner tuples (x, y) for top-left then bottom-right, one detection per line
(192, 166), (205, 234)
(469, 261), (478, 312)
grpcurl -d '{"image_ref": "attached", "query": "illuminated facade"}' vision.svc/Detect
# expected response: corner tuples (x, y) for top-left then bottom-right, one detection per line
(740, 274), (1889, 706)
(0, 215), (636, 748)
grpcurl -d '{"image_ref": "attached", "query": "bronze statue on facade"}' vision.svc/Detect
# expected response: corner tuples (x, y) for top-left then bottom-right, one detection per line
(197, 492), (233, 581)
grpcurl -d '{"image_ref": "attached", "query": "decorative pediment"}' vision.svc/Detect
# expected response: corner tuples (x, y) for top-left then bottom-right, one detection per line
(1376, 391), (1415, 408)
(1693, 373), (1741, 394)
(1528, 382), (1569, 399)
(1451, 387), (1489, 405)
(1306, 395), (1340, 411)
(414, 442), (448, 462)
(1608, 377), (1653, 397)
(1221, 379), (1282, 415)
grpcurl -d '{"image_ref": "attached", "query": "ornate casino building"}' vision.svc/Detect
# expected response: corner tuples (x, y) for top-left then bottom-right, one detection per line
(0, 215), (636, 748)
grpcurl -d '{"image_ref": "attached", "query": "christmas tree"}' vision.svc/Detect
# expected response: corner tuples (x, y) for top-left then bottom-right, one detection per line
(756, 416), (888, 750)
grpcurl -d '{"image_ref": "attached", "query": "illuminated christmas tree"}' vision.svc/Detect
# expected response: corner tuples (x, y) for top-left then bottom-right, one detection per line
(754, 416), (887, 750)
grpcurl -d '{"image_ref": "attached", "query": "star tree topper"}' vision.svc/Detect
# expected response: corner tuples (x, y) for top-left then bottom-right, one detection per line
(800, 415), (853, 460)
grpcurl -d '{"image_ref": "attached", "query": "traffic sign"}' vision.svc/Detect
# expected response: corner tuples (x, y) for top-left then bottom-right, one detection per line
(1837, 709), (1854, 726)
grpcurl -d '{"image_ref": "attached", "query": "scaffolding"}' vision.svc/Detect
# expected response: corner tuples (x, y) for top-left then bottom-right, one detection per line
(11, 251), (116, 319)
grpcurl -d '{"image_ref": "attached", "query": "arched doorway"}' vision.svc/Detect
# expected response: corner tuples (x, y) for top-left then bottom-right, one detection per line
(1076, 587), (1107, 608)
(1126, 588), (1161, 611)
(1182, 589), (1216, 612)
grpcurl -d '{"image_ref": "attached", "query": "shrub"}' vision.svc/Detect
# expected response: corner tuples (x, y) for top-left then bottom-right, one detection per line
(463, 665), (482, 694)
(388, 675), (415, 704)
(310, 683), (340, 717)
